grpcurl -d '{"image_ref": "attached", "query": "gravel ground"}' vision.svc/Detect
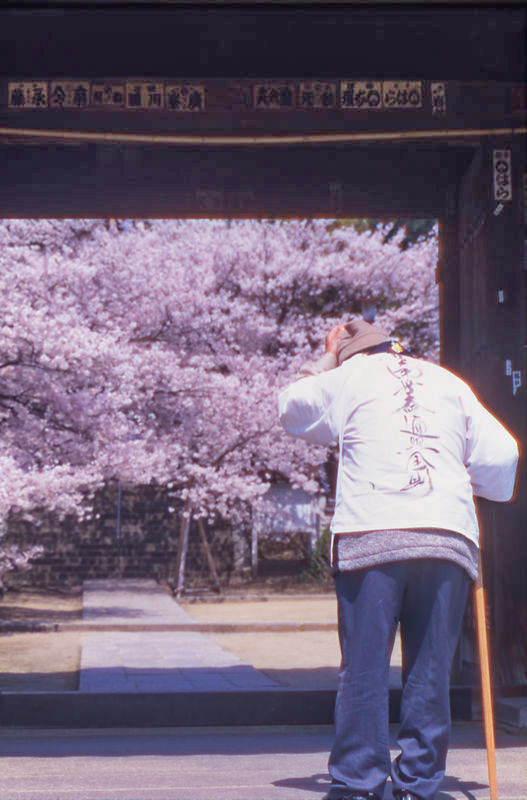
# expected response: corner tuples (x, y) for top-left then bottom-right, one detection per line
(0, 590), (83, 690)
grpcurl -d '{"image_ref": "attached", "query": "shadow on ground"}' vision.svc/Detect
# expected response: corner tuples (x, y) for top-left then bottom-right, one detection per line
(0, 605), (80, 622)
(0, 670), (78, 691)
(272, 772), (488, 800)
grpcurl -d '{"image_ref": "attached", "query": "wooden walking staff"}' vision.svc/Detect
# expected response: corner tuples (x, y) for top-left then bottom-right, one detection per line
(473, 549), (498, 800)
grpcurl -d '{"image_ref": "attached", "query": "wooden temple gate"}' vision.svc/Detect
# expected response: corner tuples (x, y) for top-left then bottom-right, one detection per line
(0, 4), (525, 686)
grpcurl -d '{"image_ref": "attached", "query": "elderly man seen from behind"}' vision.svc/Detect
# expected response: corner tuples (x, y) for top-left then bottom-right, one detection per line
(278, 318), (518, 800)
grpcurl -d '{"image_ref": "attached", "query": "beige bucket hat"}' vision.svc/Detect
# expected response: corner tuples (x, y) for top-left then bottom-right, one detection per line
(337, 318), (392, 365)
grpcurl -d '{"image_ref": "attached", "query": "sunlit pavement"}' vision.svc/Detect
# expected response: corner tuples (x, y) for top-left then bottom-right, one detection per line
(78, 579), (396, 694)
(0, 723), (524, 800)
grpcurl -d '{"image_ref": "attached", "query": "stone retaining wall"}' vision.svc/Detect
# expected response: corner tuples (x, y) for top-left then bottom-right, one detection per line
(4, 484), (251, 588)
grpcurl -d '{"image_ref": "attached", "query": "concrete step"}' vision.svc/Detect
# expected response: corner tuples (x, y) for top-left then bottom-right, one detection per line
(495, 697), (527, 731)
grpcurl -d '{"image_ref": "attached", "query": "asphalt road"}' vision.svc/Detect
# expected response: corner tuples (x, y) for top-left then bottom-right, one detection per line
(0, 723), (525, 800)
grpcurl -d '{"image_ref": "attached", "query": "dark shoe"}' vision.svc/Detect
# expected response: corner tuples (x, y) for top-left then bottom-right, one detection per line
(323, 792), (380, 800)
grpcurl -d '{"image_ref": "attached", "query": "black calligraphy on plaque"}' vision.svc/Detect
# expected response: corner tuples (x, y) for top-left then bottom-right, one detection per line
(127, 85), (142, 108)
(50, 85), (66, 108)
(73, 84), (88, 107)
(300, 88), (314, 108)
(188, 90), (203, 110)
(147, 85), (163, 108)
(256, 87), (269, 107)
(340, 81), (382, 110)
(383, 81), (423, 109)
(166, 85), (205, 111)
(30, 85), (47, 107)
(493, 150), (512, 203)
(431, 82), (447, 116)
(322, 85), (336, 107)
(50, 82), (90, 109)
(254, 84), (296, 109)
(8, 81), (48, 108)
(167, 89), (181, 110)
(125, 82), (164, 109)
(9, 86), (25, 107)
(91, 84), (125, 107)
(299, 82), (337, 109)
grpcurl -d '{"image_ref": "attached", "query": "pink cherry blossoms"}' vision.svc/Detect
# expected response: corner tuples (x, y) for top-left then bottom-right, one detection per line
(0, 218), (438, 525)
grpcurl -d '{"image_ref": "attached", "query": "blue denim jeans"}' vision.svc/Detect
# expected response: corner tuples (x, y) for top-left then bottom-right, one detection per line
(328, 559), (470, 800)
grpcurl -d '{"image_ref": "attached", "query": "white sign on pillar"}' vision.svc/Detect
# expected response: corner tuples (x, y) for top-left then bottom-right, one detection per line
(493, 149), (513, 203)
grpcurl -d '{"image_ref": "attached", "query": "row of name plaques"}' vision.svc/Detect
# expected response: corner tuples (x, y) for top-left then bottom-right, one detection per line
(6, 80), (448, 115)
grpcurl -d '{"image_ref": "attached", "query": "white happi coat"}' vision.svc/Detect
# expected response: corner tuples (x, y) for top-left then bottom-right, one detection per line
(278, 352), (519, 547)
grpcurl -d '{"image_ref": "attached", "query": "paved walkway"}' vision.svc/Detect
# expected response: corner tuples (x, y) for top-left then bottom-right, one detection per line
(2, 577), (519, 732)
(80, 579), (283, 692)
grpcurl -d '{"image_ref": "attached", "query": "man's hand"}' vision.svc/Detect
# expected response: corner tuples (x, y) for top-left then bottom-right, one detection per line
(325, 324), (345, 356)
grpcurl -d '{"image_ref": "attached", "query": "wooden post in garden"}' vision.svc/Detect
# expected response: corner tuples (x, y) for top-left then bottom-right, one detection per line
(174, 509), (191, 599)
(197, 518), (221, 594)
(251, 526), (258, 579)
(174, 501), (222, 596)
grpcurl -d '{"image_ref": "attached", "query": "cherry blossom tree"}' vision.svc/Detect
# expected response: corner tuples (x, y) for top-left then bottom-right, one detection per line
(0, 218), (438, 528)
(0, 537), (43, 595)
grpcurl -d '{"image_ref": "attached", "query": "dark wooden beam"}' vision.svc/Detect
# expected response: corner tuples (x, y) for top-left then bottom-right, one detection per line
(0, 6), (525, 81)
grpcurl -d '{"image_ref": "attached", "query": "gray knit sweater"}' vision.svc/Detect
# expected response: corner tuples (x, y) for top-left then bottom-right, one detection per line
(334, 528), (479, 580)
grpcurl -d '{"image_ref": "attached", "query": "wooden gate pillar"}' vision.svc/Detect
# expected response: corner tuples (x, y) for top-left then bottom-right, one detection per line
(447, 136), (527, 687)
